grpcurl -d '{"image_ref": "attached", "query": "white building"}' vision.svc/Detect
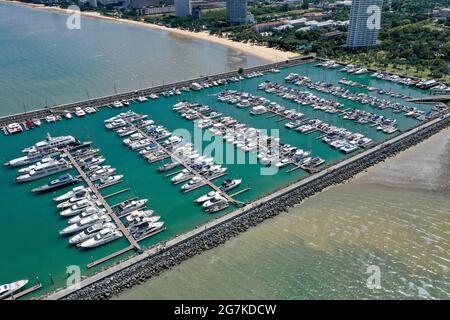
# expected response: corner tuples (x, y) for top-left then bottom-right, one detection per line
(346, 0), (383, 49)
(175, 0), (192, 18)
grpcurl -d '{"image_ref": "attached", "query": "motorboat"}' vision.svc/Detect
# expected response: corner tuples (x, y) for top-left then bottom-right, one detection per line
(202, 195), (227, 209)
(75, 107), (86, 117)
(89, 167), (116, 181)
(130, 221), (165, 240)
(195, 191), (220, 203)
(6, 123), (23, 134)
(205, 201), (229, 214)
(171, 169), (193, 183)
(31, 174), (80, 193)
(68, 207), (106, 224)
(57, 192), (93, 209)
(60, 199), (95, 217)
(16, 159), (71, 183)
(95, 175), (123, 188)
(79, 156), (106, 169)
(125, 210), (155, 224)
(0, 279), (29, 300)
(157, 162), (178, 172)
(68, 222), (116, 245)
(78, 228), (123, 248)
(115, 199), (148, 217)
(53, 186), (88, 202)
(219, 179), (242, 192)
(60, 214), (111, 235)
(181, 177), (204, 191)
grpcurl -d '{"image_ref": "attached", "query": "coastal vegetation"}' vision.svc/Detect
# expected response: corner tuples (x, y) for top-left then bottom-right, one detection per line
(12, 0), (450, 82)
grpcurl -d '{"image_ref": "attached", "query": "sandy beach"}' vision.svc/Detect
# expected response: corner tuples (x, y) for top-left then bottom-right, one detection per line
(2, 0), (299, 62)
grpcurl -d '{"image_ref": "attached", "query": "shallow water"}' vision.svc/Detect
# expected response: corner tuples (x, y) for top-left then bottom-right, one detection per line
(116, 165), (450, 300)
(0, 2), (267, 116)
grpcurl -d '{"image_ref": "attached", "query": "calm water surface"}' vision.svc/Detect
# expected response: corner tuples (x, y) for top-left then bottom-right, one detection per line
(0, 2), (267, 115)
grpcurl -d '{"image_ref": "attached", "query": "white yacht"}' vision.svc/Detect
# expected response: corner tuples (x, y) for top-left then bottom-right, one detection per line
(171, 169), (194, 184)
(195, 191), (220, 203)
(57, 192), (93, 209)
(78, 228), (123, 248)
(137, 96), (148, 102)
(75, 107), (86, 117)
(5, 147), (60, 167)
(190, 82), (203, 91)
(60, 199), (95, 217)
(112, 101), (124, 108)
(95, 175), (123, 188)
(89, 167), (116, 181)
(219, 179), (242, 192)
(53, 186), (88, 202)
(250, 106), (268, 115)
(0, 279), (29, 300)
(105, 119), (127, 130)
(60, 214), (110, 235)
(64, 112), (72, 119)
(68, 222), (116, 245)
(16, 159), (71, 182)
(22, 134), (76, 153)
(181, 177), (204, 191)
(130, 221), (165, 239)
(202, 195), (227, 209)
(68, 207), (106, 224)
(125, 210), (155, 224)
(18, 156), (61, 173)
(115, 199), (148, 217)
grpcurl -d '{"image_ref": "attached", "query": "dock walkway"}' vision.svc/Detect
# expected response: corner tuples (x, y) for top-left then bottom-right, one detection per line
(64, 150), (141, 251)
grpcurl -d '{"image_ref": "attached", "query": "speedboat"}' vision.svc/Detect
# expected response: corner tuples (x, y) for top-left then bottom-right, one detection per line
(6, 123), (23, 134)
(78, 228), (123, 249)
(31, 174), (80, 193)
(112, 101), (124, 108)
(60, 214), (111, 235)
(219, 179), (242, 192)
(64, 112), (72, 119)
(115, 199), (148, 217)
(60, 199), (95, 217)
(0, 279), (29, 300)
(46, 115), (57, 123)
(53, 186), (89, 202)
(195, 191), (220, 204)
(171, 169), (193, 184)
(68, 222), (116, 245)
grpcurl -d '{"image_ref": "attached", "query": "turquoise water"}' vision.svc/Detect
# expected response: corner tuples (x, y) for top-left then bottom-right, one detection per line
(0, 60), (434, 298)
(0, 2), (267, 116)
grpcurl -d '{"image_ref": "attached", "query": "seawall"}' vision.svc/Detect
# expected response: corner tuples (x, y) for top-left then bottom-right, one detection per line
(0, 56), (314, 127)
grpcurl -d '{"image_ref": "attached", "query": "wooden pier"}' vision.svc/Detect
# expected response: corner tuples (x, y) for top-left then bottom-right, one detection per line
(87, 245), (135, 269)
(104, 188), (131, 199)
(125, 121), (242, 206)
(3, 283), (42, 300)
(64, 150), (141, 251)
(229, 187), (251, 198)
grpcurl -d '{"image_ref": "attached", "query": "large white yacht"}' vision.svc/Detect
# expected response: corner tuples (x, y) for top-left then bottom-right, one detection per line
(60, 214), (110, 235)
(5, 148), (60, 167)
(60, 199), (95, 217)
(0, 279), (29, 300)
(68, 222), (117, 245)
(16, 159), (71, 182)
(22, 133), (76, 153)
(78, 228), (123, 248)
(53, 186), (89, 202)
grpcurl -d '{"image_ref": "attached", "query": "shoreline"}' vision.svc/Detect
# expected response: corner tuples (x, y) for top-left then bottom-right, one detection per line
(1, 0), (299, 63)
(43, 114), (450, 300)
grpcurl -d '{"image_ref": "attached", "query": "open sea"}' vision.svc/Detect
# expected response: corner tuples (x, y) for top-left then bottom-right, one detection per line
(0, 1), (448, 300)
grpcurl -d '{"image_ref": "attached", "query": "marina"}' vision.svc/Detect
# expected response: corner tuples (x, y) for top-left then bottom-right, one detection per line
(0, 59), (447, 299)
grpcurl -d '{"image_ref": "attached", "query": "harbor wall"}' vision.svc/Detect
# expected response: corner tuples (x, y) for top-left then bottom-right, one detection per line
(0, 56), (314, 127)
(44, 112), (450, 300)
